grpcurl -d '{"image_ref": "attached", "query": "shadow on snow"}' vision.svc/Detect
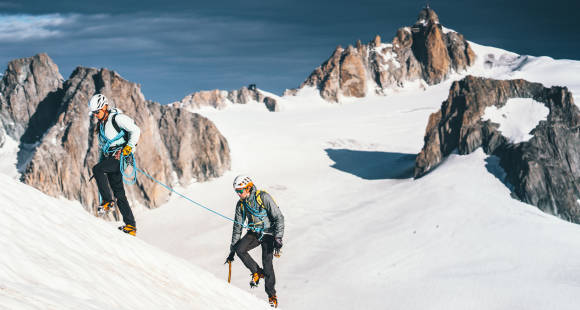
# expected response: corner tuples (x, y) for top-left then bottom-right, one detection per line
(325, 149), (416, 180)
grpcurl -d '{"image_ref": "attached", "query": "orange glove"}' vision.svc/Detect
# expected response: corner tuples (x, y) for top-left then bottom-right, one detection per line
(122, 145), (132, 156)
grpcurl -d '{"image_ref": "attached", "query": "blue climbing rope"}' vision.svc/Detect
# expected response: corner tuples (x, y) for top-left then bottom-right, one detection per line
(134, 166), (250, 229)
(120, 152), (137, 185)
(241, 196), (267, 236)
(98, 123), (125, 156)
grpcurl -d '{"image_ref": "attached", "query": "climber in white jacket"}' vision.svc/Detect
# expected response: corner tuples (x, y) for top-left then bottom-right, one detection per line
(88, 94), (141, 236)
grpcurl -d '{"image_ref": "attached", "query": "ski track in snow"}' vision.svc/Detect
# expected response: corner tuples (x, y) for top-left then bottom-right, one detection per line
(1, 41), (580, 309)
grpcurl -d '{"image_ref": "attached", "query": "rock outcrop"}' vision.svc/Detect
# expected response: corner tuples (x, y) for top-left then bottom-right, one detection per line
(0, 53), (64, 139)
(175, 89), (230, 109)
(415, 75), (580, 223)
(0, 120), (5, 148)
(171, 84), (278, 112)
(288, 7), (476, 102)
(3, 54), (231, 212)
(152, 104), (231, 185)
(263, 97), (279, 112)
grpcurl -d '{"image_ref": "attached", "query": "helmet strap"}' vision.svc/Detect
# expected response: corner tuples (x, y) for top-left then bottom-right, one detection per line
(102, 109), (110, 122)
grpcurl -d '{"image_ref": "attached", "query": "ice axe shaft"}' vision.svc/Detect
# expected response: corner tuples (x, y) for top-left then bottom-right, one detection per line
(228, 261), (232, 283)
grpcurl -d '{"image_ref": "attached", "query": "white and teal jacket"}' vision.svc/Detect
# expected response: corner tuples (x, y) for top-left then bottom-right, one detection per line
(98, 108), (141, 157)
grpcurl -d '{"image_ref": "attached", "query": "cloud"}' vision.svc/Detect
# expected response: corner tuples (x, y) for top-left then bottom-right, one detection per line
(0, 2), (20, 9)
(0, 14), (76, 41)
(0, 11), (363, 102)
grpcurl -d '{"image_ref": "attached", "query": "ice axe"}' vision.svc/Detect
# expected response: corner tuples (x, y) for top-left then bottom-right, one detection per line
(225, 250), (235, 283)
(225, 241), (239, 284)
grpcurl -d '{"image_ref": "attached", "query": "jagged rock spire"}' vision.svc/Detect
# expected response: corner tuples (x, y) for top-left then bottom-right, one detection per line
(416, 6), (439, 25)
(0, 53), (63, 139)
(289, 7), (476, 102)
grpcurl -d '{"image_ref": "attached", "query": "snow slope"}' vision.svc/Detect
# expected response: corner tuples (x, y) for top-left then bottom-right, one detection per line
(0, 173), (272, 309)
(135, 43), (580, 309)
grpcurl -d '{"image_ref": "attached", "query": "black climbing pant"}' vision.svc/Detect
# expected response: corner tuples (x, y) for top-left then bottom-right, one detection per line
(92, 157), (135, 226)
(236, 232), (277, 297)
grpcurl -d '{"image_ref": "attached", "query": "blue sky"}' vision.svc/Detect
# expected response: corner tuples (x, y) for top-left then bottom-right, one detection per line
(0, 0), (578, 104)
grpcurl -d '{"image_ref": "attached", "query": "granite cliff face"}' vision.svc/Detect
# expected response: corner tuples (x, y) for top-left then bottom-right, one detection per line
(151, 104), (231, 185)
(2, 54), (230, 211)
(0, 53), (64, 140)
(171, 84), (279, 112)
(286, 7), (475, 102)
(415, 76), (580, 223)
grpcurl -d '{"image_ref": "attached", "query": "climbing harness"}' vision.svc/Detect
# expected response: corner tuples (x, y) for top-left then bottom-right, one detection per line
(241, 191), (269, 240)
(97, 112), (137, 185)
(98, 117), (125, 156)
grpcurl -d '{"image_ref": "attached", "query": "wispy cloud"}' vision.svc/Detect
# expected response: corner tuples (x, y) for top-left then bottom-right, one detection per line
(0, 2), (20, 9)
(0, 11), (323, 102)
(0, 11), (374, 102)
(0, 14), (76, 41)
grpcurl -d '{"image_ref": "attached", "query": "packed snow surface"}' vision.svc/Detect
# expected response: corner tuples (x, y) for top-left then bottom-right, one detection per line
(0, 136), (18, 178)
(482, 98), (550, 143)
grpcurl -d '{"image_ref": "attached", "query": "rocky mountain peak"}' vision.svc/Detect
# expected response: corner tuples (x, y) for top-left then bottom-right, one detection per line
(373, 35), (381, 46)
(0, 53), (63, 139)
(288, 7), (475, 102)
(171, 84), (280, 112)
(415, 7), (440, 26)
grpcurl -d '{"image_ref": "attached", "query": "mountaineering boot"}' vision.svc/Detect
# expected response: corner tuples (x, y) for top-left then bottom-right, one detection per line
(249, 271), (264, 288)
(97, 201), (116, 216)
(118, 224), (137, 236)
(268, 295), (278, 308)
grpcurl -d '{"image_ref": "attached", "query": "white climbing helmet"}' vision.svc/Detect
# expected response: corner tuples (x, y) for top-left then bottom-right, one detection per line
(89, 94), (108, 112)
(233, 174), (253, 190)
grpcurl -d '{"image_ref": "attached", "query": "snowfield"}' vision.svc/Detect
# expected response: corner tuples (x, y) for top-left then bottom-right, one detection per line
(136, 43), (580, 309)
(1, 41), (580, 309)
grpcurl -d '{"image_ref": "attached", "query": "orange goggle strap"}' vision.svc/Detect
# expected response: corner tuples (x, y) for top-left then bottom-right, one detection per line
(235, 183), (253, 192)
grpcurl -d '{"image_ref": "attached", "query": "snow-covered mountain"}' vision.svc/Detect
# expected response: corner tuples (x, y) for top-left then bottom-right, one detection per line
(1, 8), (580, 310)
(282, 7), (475, 102)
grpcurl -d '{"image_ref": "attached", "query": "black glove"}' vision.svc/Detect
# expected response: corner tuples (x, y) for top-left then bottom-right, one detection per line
(274, 237), (283, 249)
(225, 251), (235, 264)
